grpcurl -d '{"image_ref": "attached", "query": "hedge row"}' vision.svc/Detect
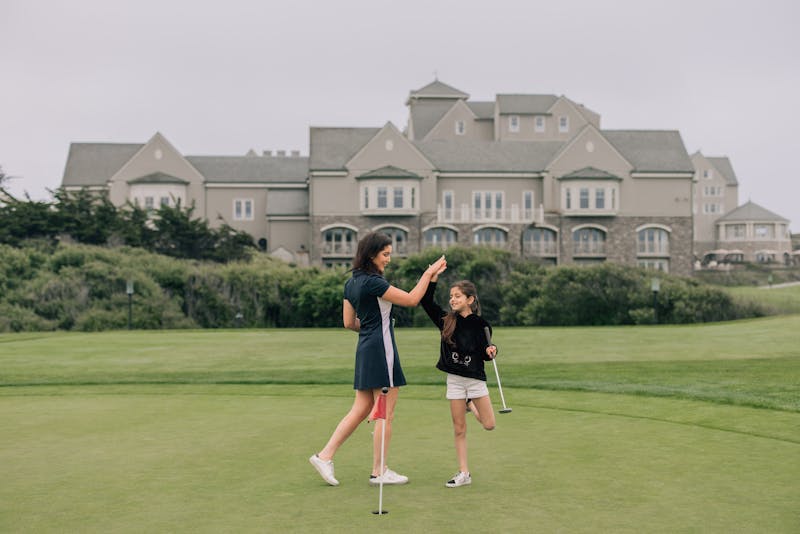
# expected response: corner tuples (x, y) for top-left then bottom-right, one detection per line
(0, 242), (765, 332)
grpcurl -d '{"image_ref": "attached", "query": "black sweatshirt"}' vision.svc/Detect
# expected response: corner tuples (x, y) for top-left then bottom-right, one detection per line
(420, 281), (493, 382)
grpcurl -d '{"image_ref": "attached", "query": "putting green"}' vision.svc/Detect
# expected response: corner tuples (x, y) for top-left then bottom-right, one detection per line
(2, 384), (798, 533)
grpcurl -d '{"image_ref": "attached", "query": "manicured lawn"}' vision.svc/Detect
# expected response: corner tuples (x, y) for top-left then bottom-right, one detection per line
(1, 317), (799, 532)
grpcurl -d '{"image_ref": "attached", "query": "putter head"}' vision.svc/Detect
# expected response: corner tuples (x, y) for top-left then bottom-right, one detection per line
(499, 408), (513, 413)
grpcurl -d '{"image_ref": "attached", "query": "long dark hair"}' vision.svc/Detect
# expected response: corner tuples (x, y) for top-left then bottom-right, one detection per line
(352, 231), (393, 274)
(442, 280), (481, 346)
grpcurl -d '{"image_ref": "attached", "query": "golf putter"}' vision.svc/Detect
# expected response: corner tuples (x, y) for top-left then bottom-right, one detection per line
(484, 326), (512, 413)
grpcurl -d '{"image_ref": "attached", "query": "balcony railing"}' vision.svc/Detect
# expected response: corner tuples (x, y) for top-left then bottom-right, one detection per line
(573, 242), (606, 256)
(437, 204), (544, 224)
(523, 241), (558, 256)
(322, 243), (356, 256)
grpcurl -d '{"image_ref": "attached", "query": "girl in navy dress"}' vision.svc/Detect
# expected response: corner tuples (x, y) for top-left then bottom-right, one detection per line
(421, 274), (497, 488)
(310, 232), (446, 486)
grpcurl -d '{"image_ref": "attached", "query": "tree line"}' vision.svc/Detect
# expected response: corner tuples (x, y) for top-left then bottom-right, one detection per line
(0, 179), (254, 263)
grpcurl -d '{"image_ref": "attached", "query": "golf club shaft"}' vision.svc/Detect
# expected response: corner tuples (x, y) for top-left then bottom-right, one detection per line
(484, 326), (510, 411)
(491, 358), (509, 411)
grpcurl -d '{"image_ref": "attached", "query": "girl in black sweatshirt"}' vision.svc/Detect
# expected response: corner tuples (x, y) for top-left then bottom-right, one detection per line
(421, 274), (497, 488)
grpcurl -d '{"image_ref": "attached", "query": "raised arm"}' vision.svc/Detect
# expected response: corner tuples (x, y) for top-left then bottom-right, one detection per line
(381, 255), (446, 307)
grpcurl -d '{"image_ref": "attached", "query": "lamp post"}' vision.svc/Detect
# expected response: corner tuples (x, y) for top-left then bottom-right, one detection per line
(651, 277), (660, 324)
(126, 279), (134, 330)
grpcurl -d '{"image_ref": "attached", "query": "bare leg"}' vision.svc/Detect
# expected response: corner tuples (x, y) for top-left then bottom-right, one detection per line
(471, 395), (496, 431)
(318, 389), (374, 461)
(450, 399), (469, 473)
(371, 387), (399, 475)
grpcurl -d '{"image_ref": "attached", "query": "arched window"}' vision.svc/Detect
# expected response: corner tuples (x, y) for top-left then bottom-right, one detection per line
(638, 227), (670, 255)
(423, 227), (458, 249)
(322, 227), (356, 256)
(379, 227), (409, 255)
(473, 227), (507, 247)
(572, 227), (606, 255)
(523, 227), (557, 256)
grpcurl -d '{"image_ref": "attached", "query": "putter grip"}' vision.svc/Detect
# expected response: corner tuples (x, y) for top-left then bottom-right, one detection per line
(484, 326), (492, 345)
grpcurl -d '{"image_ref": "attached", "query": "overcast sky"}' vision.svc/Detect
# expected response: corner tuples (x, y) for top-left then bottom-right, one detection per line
(2, 0), (798, 231)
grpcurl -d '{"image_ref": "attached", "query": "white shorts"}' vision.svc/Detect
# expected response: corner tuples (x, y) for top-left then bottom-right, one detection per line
(446, 373), (489, 400)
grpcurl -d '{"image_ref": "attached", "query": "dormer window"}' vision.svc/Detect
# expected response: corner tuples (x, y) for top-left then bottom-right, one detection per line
(703, 169), (714, 179)
(535, 116), (545, 133)
(559, 116), (569, 133)
(455, 120), (466, 135)
(509, 115), (520, 133)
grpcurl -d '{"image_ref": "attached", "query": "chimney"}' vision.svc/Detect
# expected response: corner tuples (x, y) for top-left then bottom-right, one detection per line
(291, 150), (300, 157)
(263, 150), (272, 156)
(277, 150), (286, 157)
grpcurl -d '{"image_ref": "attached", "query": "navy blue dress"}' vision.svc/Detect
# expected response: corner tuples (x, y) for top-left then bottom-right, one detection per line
(344, 269), (407, 390)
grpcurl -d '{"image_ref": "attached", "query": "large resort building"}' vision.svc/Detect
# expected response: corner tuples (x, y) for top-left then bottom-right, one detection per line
(61, 80), (794, 274)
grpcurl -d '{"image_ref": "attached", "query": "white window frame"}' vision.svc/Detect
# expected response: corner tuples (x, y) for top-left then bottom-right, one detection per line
(423, 226), (458, 248)
(322, 226), (357, 256)
(361, 182), (418, 213)
(393, 187), (403, 208)
(442, 190), (454, 220)
(595, 188), (605, 209)
(455, 120), (465, 135)
(637, 226), (670, 255)
(559, 116), (569, 133)
(377, 186), (388, 208)
(508, 115), (520, 133)
(724, 224), (746, 240)
(473, 226), (508, 247)
(572, 226), (606, 256)
(579, 188), (590, 209)
(233, 198), (254, 221)
(473, 190), (505, 220)
(523, 190), (534, 219)
(523, 227), (558, 256)
(534, 116), (545, 133)
(754, 224), (774, 239)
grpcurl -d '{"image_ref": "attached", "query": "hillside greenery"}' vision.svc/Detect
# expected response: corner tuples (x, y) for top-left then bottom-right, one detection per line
(0, 241), (771, 332)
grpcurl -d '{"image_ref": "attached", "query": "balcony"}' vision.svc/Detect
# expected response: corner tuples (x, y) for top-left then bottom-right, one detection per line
(321, 243), (356, 257)
(523, 241), (558, 256)
(437, 203), (544, 224)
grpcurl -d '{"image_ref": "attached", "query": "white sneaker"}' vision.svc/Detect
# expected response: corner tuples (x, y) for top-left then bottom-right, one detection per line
(369, 467), (409, 485)
(445, 471), (471, 488)
(309, 454), (339, 486)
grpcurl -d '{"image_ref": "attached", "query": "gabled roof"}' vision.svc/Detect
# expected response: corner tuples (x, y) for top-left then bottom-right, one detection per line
(602, 130), (694, 173)
(717, 200), (788, 223)
(127, 172), (189, 185)
(707, 156), (739, 186)
(356, 166), (422, 179)
(62, 143), (144, 187)
(558, 167), (622, 180)
(309, 127), (381, 170)
(407, 80), (469, 101)
(409, 100), (459, 140)
(466, 101), (495, 120)
(415, 139), (563, 172)
(496, 94), (558, 115)
(186, 155), (308, 183)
